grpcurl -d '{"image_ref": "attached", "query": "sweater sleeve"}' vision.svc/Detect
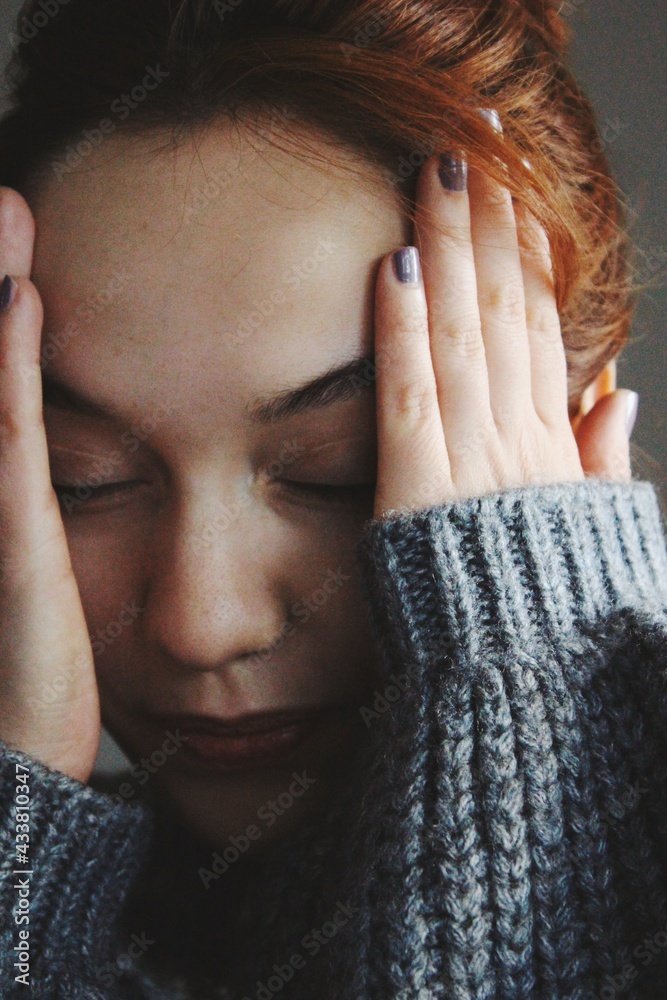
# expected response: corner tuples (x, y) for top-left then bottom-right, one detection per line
(0, 738), (157, 999)
(323, 476), (667, 1000)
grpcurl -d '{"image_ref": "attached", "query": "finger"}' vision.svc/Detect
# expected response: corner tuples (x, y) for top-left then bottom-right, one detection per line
(0, 275), (100, 781)
(413, 152), (492, 441)
(0, 276), (70, 589)
(467, 159), (533, 425)
(0, 188), (35, 279)
(575, 389), (632, 484)
(514, 200), (569, 427)
(372, 246), (450, 517)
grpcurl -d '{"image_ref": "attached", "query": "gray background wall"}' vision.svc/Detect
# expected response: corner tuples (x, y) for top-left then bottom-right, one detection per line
(0, 1), (665, 774)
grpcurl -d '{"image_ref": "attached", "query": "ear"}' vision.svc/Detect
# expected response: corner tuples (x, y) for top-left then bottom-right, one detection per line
(569, 358), (616, 437)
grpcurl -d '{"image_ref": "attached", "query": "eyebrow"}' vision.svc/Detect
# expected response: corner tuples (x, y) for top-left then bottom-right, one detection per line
(42, 375), (127, 423)
(41, 354), (377, 426)
(246, 354), (376, 424)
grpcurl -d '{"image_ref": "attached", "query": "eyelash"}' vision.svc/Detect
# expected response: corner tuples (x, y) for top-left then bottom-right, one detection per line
(276, 480), (376, 506)
(51, 478), (376, 509)
(51, 480), (147, 509)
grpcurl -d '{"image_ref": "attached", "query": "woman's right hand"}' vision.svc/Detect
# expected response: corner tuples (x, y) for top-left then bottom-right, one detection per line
(0, 187), (100, 784)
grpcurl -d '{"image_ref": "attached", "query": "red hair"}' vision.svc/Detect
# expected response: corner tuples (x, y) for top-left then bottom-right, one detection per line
(0, 0), (656, 417)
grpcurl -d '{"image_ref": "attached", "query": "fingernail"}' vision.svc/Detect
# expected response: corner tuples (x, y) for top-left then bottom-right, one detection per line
(625, 391), (639, 439)
(438, 153), (468, 191)
(393, 246), (422, 284)
(477, 107), (503, 133)
(0, 274), (17, 310)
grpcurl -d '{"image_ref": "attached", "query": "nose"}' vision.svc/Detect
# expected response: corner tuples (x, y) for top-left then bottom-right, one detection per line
(139, 490), (290, 673)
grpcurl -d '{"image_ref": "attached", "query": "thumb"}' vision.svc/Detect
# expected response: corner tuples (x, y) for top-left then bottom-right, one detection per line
(573, 388), (638, 484)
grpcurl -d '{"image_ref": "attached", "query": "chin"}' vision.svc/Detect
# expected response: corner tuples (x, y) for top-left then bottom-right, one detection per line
(143, 719), (365, 854)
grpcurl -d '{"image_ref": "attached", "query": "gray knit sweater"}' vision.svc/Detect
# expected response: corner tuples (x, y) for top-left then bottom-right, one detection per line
(3, 477), (667, 1000)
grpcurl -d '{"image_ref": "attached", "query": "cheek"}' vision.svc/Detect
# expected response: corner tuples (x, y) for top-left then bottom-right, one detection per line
(289, 539), (380, 693)
(63, 518), (147, 650)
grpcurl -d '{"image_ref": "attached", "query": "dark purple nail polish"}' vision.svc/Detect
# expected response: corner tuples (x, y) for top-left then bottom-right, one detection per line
(393, 246), (421, 284)
(438, 154), (468, 191)
(0, 274), (16, 310)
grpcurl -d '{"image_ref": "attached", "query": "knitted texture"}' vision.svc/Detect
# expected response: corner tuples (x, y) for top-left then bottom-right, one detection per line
(318, 478), (667, 1000)
(0, 739), (154, 997)
(2, 477), (667, 999)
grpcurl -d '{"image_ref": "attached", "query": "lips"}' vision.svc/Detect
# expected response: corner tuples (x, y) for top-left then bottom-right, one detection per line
(142, 707), (340, 770)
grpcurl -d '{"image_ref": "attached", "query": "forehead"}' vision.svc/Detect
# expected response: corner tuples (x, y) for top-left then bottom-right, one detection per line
(28, 116), (407, 438)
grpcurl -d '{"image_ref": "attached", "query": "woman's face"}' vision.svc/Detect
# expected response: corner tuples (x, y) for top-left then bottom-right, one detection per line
(28, 113), (411, 850)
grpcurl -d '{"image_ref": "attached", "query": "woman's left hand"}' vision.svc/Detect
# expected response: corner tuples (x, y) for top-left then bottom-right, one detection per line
(371, 109), (636, 519)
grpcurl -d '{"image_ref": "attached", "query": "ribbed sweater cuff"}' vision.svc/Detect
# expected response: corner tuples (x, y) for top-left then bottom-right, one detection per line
(355, 478), (667, 667)
(0, 739), (154, 991)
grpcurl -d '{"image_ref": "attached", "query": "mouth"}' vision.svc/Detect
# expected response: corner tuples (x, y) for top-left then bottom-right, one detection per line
(141, 707), (345, 771)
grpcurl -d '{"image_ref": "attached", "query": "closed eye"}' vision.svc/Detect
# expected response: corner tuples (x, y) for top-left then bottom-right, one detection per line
(50, 478), (376, 512)
(276, 479), (376, 505)
(51, 480), (146, 509)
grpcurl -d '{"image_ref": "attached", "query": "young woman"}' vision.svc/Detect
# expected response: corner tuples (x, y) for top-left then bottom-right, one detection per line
(1, 0), (667, 997)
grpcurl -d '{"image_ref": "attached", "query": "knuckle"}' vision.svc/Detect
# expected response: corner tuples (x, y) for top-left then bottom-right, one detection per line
(480, 280), (525, 324)
(429, 274), (471, 313)
(489, 449), (512, 485)
(387, 323), (425, 353)
(525, 299), (561, 338)
(520, 219), (551, 261)
(400, 301), (429, 333)
(0, 407), (26, 442)
(431, 223), (473, 250)
(492, 402), (520, 435)
(449, 426), (494, 464)
(0, 392), (44, 445)
(480, 186), (512, 211)
(390, 377), (435, 425)
(442, 314), (485, 361)
(515, 426), (534, 469)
